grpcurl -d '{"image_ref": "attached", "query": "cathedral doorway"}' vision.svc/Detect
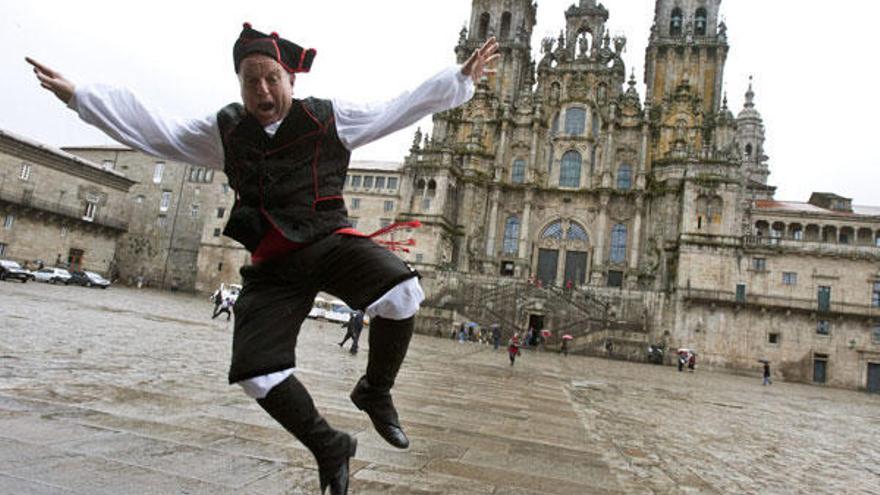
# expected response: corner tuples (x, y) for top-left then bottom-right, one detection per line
(528, 314), (544, 346)
(563, 251), (588, 286)
(537, 249), (558, 286)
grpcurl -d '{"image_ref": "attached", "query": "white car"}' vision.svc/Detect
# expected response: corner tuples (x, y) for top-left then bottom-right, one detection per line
(32, 267), (73, 284)
(308, 296), (356, 324)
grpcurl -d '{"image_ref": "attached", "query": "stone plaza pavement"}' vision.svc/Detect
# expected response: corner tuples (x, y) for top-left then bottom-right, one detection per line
(1, 281), (878, 494)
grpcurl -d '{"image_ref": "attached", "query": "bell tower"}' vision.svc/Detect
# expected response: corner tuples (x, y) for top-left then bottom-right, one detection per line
(456, 0), (537, 102)
(644, 0), (727, 115)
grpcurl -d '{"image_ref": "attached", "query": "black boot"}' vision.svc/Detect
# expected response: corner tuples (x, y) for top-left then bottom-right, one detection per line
(350, 316), (413, 449)
(257, 375), (357, 495)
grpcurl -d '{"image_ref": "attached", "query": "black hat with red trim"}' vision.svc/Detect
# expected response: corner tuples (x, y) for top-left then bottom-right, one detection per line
(233, 22), (316, 74)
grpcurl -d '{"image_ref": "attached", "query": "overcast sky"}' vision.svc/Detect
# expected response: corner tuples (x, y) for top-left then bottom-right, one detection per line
(2, 0), (877, 205)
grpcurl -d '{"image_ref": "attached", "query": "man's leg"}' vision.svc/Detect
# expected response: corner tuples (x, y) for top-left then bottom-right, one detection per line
(339, 331), (351, 347)
(244, 373), (356, 495)
(349, 278), (421, 449)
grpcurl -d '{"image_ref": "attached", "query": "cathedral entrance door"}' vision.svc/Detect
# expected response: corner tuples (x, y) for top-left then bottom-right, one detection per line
(867, 363), (880, 393)
(564, 251), (588, 286)
(537, 249), (558, 286)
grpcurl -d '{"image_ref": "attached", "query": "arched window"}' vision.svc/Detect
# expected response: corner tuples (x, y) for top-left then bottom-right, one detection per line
(610, 224), (628, 263)
(416, 178), (426, 191)
(427, 179), (437, 197)
(551, 112), (560, 137)
(708, 197), (723, 225)
(478, 13), (491, 40)
(511, 159), (526, 184)
(550, 82), (561, 106)
(503, 216), (520, 254)
(590, 147), (597, 176)
(560, 151), (582, 188)
(745, 143), (753, 159)
(670, 8), (683, 36)
(591, 112), (600, 138)
(500, 12), (512, 39)
(695, 8), (707, 36)
(565, 107), (587, 135)
(617, 164), (632, 190)
(566, 222), (589, 242)
(542, 221), (563, 240)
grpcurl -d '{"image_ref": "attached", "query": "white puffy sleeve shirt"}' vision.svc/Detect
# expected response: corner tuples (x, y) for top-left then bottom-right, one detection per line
(68, 66), (475, 169)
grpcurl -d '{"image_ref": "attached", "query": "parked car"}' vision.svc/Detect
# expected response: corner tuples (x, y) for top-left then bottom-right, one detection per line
(32, 267), (73, 284)
(308, 296), (363, 324)
(0, 260), (34, 283)
(68, 270), (111, 289)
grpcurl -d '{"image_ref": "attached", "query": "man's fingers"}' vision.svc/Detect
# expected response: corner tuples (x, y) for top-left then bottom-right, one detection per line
(25, 57), (56, 77)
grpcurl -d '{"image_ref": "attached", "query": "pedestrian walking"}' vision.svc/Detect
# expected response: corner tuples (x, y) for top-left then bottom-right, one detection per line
(508, 337), (521, 366)
(763, 361), (772, 386)
(212, 296), (234, 321)
(29, 23), (498, 495)
(338, 310), (365, 354)
(687, 352), (696, 372)
(210, 288), (222, 316)
(491, 324), (501, 351)
(560, 339), (569, 357)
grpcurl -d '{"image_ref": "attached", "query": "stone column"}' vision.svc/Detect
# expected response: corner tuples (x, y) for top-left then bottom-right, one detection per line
(528, 123), (540, 182)
(628, 195), (644, 287)
(485, 186), (501, 256)
(601, 118), (616, 188)
(591, 192), (610, 285)
(637, 122), (649, 189)
(518, 189), (533, 259)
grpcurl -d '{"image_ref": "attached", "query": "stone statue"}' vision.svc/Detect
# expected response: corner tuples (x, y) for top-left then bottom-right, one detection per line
(578, 34), (589, 58)
(412, 127), (422, 150)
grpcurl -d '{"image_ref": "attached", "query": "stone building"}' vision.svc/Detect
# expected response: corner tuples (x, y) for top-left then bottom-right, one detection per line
(63, 146), (223, 290)
(398, 0), (880, 391)
(0, 129), (134, 273)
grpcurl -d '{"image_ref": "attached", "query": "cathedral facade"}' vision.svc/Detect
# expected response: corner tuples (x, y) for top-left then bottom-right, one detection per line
(396, 0), (880, 391)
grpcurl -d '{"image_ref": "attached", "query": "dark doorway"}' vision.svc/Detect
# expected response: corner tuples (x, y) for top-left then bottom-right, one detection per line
(813, 355), (828, 384)
(537, 249), (558, 286)
(528, 314), (544, 346)
(68, 248), (84, 271)
(867, 363), (880, 393)
(564, 251), (588, 286)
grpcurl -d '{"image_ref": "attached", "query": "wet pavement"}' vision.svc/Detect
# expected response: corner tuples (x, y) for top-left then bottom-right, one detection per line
(1, 280), (878, 494)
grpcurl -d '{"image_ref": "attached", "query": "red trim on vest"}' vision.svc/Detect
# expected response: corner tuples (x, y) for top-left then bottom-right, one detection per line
(313, 195), (344, 207)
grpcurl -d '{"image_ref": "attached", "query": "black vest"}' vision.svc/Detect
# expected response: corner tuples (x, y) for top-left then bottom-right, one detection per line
(217, 98), (352, 251)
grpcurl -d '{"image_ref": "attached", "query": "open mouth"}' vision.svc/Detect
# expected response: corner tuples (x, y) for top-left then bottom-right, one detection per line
(258, 102), (275, 112)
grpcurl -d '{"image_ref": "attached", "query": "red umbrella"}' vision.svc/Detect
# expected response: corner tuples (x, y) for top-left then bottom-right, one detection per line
(541, 329), (552, 338)
(562, 334), (573, 340)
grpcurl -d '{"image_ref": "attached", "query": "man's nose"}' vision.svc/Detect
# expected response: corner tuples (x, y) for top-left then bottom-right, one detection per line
(256, 79), (270, 94)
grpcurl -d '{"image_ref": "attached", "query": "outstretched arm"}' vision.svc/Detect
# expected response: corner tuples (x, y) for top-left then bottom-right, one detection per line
(332, 37), (500, 151)
(26, 57), (224, 169)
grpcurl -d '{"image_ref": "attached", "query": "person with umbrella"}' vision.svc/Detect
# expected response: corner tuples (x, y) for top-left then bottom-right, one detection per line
(560, 334), (573, 357)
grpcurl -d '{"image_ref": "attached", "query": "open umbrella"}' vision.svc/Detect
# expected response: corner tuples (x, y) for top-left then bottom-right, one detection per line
(562, 334), (573, 340)
(540, 329), (552, 338)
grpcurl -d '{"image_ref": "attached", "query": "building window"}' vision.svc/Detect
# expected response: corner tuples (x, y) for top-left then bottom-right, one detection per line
(736, 284), (746, 303)
(0, 242), (6, 256)
(564, 108), (586, 135)
(387, 177), (398, 190)
(158, 215), (168, 227)
(153, 162), (165, 184)
(782, 272), (798, 285)
(3, 214), (14, 230)
(384, 200), (394, 212)
(102, 160), (114, 170)
(617, 164), (632, 190)
(380, 218), (392, 228)
(752, 257), (767, 271)
(502, 216), (520, 255)
(816, 320), (831, 336)
(873, 282), (880, 307)
(511, 159), (526, 184)
(415, 253), (424, 263)
(793, 229), (804, 241)
(190, 204), (200, 218)
(768, 333), (780, 345)
(160, 191), (172, 212)
(217, 262), (223, 272)
(500, 261), (515, 276)
(542, 221), (563, 240)
(351, 198), (361, 210)
(873, 324), (880, 344)
(83, 202), (97, 222)
(818, 286), (831, 313)
(607, 270), (624, 288)
(217, 207), (225, 219)
(375, 177), (386, 189)
(610, 224), (627, 264)
(695, 7), (708, 36)
(559, 151), (582, 188)
(19, 163), (31, 181)
(213, 228), (221, 237)
(567, 222), (589, 242)
(813, 354), (828, 384)
(350, 175), (362, 188)
(135, 195), (145, 204)
(363, 176), (374, 189)
(350, 218), (358, 229)
(670, 7), (683, 36)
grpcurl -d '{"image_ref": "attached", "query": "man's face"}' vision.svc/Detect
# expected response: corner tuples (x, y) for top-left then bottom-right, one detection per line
(238, 55), (294, 126)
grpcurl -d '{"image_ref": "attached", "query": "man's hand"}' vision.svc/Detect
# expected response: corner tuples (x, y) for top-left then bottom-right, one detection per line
(26, 57), (75, 105)
(461, 37), (500, 83)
